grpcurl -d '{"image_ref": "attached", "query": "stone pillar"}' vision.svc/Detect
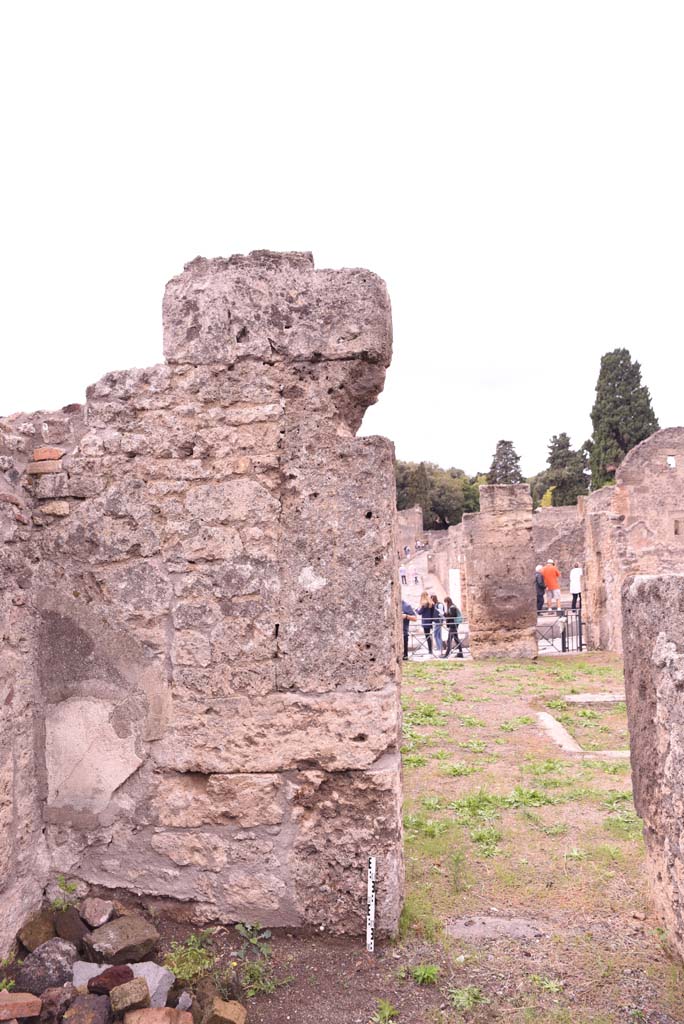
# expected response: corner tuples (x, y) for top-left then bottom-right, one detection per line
(622, 573), (684, 958)
(461, 484), (537, 658)
(0, 251), (403, 945)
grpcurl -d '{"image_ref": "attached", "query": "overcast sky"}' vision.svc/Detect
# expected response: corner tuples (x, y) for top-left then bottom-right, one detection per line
(1, 2), (682, 477)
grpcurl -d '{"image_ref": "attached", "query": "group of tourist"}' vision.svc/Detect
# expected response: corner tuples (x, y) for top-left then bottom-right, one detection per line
(401, 592), (463, 660)
(534, 559), (583, 613)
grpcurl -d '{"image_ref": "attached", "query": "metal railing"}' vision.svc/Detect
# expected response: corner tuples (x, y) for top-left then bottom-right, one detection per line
(536, 608), (584, 654)
(404, 621), (469, 660)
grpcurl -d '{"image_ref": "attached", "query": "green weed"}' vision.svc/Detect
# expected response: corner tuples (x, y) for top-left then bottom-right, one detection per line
(500, 715), (534, 732)
(164, 930), (216, 986)
(410, 964), (439, 985)
(448, 985), (486, 1010)
(371, 999), (399, 1022)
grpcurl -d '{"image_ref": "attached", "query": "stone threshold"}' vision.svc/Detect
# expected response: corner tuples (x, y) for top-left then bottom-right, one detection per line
(536, 711), (630, 760)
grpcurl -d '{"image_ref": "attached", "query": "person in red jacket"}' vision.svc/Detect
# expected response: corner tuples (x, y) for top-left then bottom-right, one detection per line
(542, 559), (562, 612)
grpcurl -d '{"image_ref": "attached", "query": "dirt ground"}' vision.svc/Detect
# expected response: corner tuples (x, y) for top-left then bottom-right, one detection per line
(224, 653), (683, 1024)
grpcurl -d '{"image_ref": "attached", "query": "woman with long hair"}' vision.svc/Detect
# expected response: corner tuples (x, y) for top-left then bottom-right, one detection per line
(417, 590), (434, 656)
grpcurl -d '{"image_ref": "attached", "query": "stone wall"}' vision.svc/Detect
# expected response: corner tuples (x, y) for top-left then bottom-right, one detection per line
(622, 574), (684, 958)
(397, 506), (423, 553)
(0, 251), (403, 953)
(582, 429), (684, 652)
(461, 485), (537, 658)
(532, 505), (585, 578)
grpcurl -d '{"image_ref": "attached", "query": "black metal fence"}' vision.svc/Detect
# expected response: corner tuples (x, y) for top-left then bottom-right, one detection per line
(536, 609), (584, 654)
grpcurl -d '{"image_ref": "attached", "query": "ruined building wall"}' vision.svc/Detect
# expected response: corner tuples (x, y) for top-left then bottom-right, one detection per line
(532, 505), (585, 575)
(622, 573), (684, 958)
(461, 485), (536, 658)
(582, 429), (684, 652)
(0, 251), (404, 953)
(397, 506), (423, 553)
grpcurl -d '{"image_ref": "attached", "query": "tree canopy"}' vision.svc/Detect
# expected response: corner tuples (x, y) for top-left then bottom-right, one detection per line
(395, 461), (480, 529)
(487, 440), (523, 484)
(588, 348), (659, 488)
(529, 433), (588, 507)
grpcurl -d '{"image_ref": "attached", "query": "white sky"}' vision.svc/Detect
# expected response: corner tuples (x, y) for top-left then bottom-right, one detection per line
(1, 1), (682, 477)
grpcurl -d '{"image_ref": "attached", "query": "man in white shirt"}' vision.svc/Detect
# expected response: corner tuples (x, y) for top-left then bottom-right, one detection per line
(570, 563), (583, 610)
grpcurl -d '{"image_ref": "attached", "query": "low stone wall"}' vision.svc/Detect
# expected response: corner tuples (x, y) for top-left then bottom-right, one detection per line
(0, 251), (404, 954)
(461, 485), (537, 658)
(622, 574), (684, 958)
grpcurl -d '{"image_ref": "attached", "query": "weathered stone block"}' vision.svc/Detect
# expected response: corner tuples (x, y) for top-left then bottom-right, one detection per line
(15, 938), (79, 995)
(26, 460), (63, 475)
(622, 573), (684, 958)
(110, 978), (151, 1015)
(83, 918), (159, 965)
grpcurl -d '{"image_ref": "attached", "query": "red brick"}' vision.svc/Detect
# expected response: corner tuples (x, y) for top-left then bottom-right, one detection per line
(32, 447), (65, 462)
(0, 992), (42, 1020)
(26, 461), (63, 475)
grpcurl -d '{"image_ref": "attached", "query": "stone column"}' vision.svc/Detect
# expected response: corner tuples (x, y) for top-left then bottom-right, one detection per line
(462, 484), (537, 658)
(622, 573), (684, 958)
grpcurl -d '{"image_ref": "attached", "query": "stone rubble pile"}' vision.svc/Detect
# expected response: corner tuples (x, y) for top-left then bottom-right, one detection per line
(1, 901), (246, 1024)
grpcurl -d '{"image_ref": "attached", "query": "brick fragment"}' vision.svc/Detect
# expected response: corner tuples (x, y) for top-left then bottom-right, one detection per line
(32, 447), (66, 461)
(26, 461), (63, 475)
(0, 993), (42, 1020)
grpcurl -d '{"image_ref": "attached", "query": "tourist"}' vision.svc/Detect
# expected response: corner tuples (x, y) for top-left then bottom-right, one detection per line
(442, 596), (464, 658)
(400, 565), (407, 585)
(417, 591), (435, 655)
(570, 562), (583, 610)
(404, 544), (411, 558)
(402, 599), (417, 660)
(535, 564), (546, 612)
(431, 593), (444, 655)
(542, 558), (562, 612)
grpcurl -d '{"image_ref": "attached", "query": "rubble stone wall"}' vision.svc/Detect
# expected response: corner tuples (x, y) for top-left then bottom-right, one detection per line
(461, 485), (537, 658)
(581, 429), (684, 652)
(0, 251), (403, 952)
(532, 506), (585, 577)
(397, 507), (423, 553)
(622, 573), (684, 957)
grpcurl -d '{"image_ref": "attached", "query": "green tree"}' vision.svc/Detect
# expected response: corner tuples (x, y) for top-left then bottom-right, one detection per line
(395, 461), (480, 528)
(546, 433), (587, 505)
(487, 440), (522, 484)
(589, 348), (659, 488)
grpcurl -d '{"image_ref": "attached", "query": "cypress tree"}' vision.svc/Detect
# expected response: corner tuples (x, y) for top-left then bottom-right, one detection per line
(487, 440), (523, 484)
(589, 348), (659, 488)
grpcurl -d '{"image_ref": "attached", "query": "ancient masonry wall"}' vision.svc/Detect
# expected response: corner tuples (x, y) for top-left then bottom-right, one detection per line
(581, 429), (684, 652)
(397, 506), (424, 553)
(622, 574), (684, 957)
(0, 251), (404, 955)
(532, 506), (585, 576)
(461, 484), (537, 658)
